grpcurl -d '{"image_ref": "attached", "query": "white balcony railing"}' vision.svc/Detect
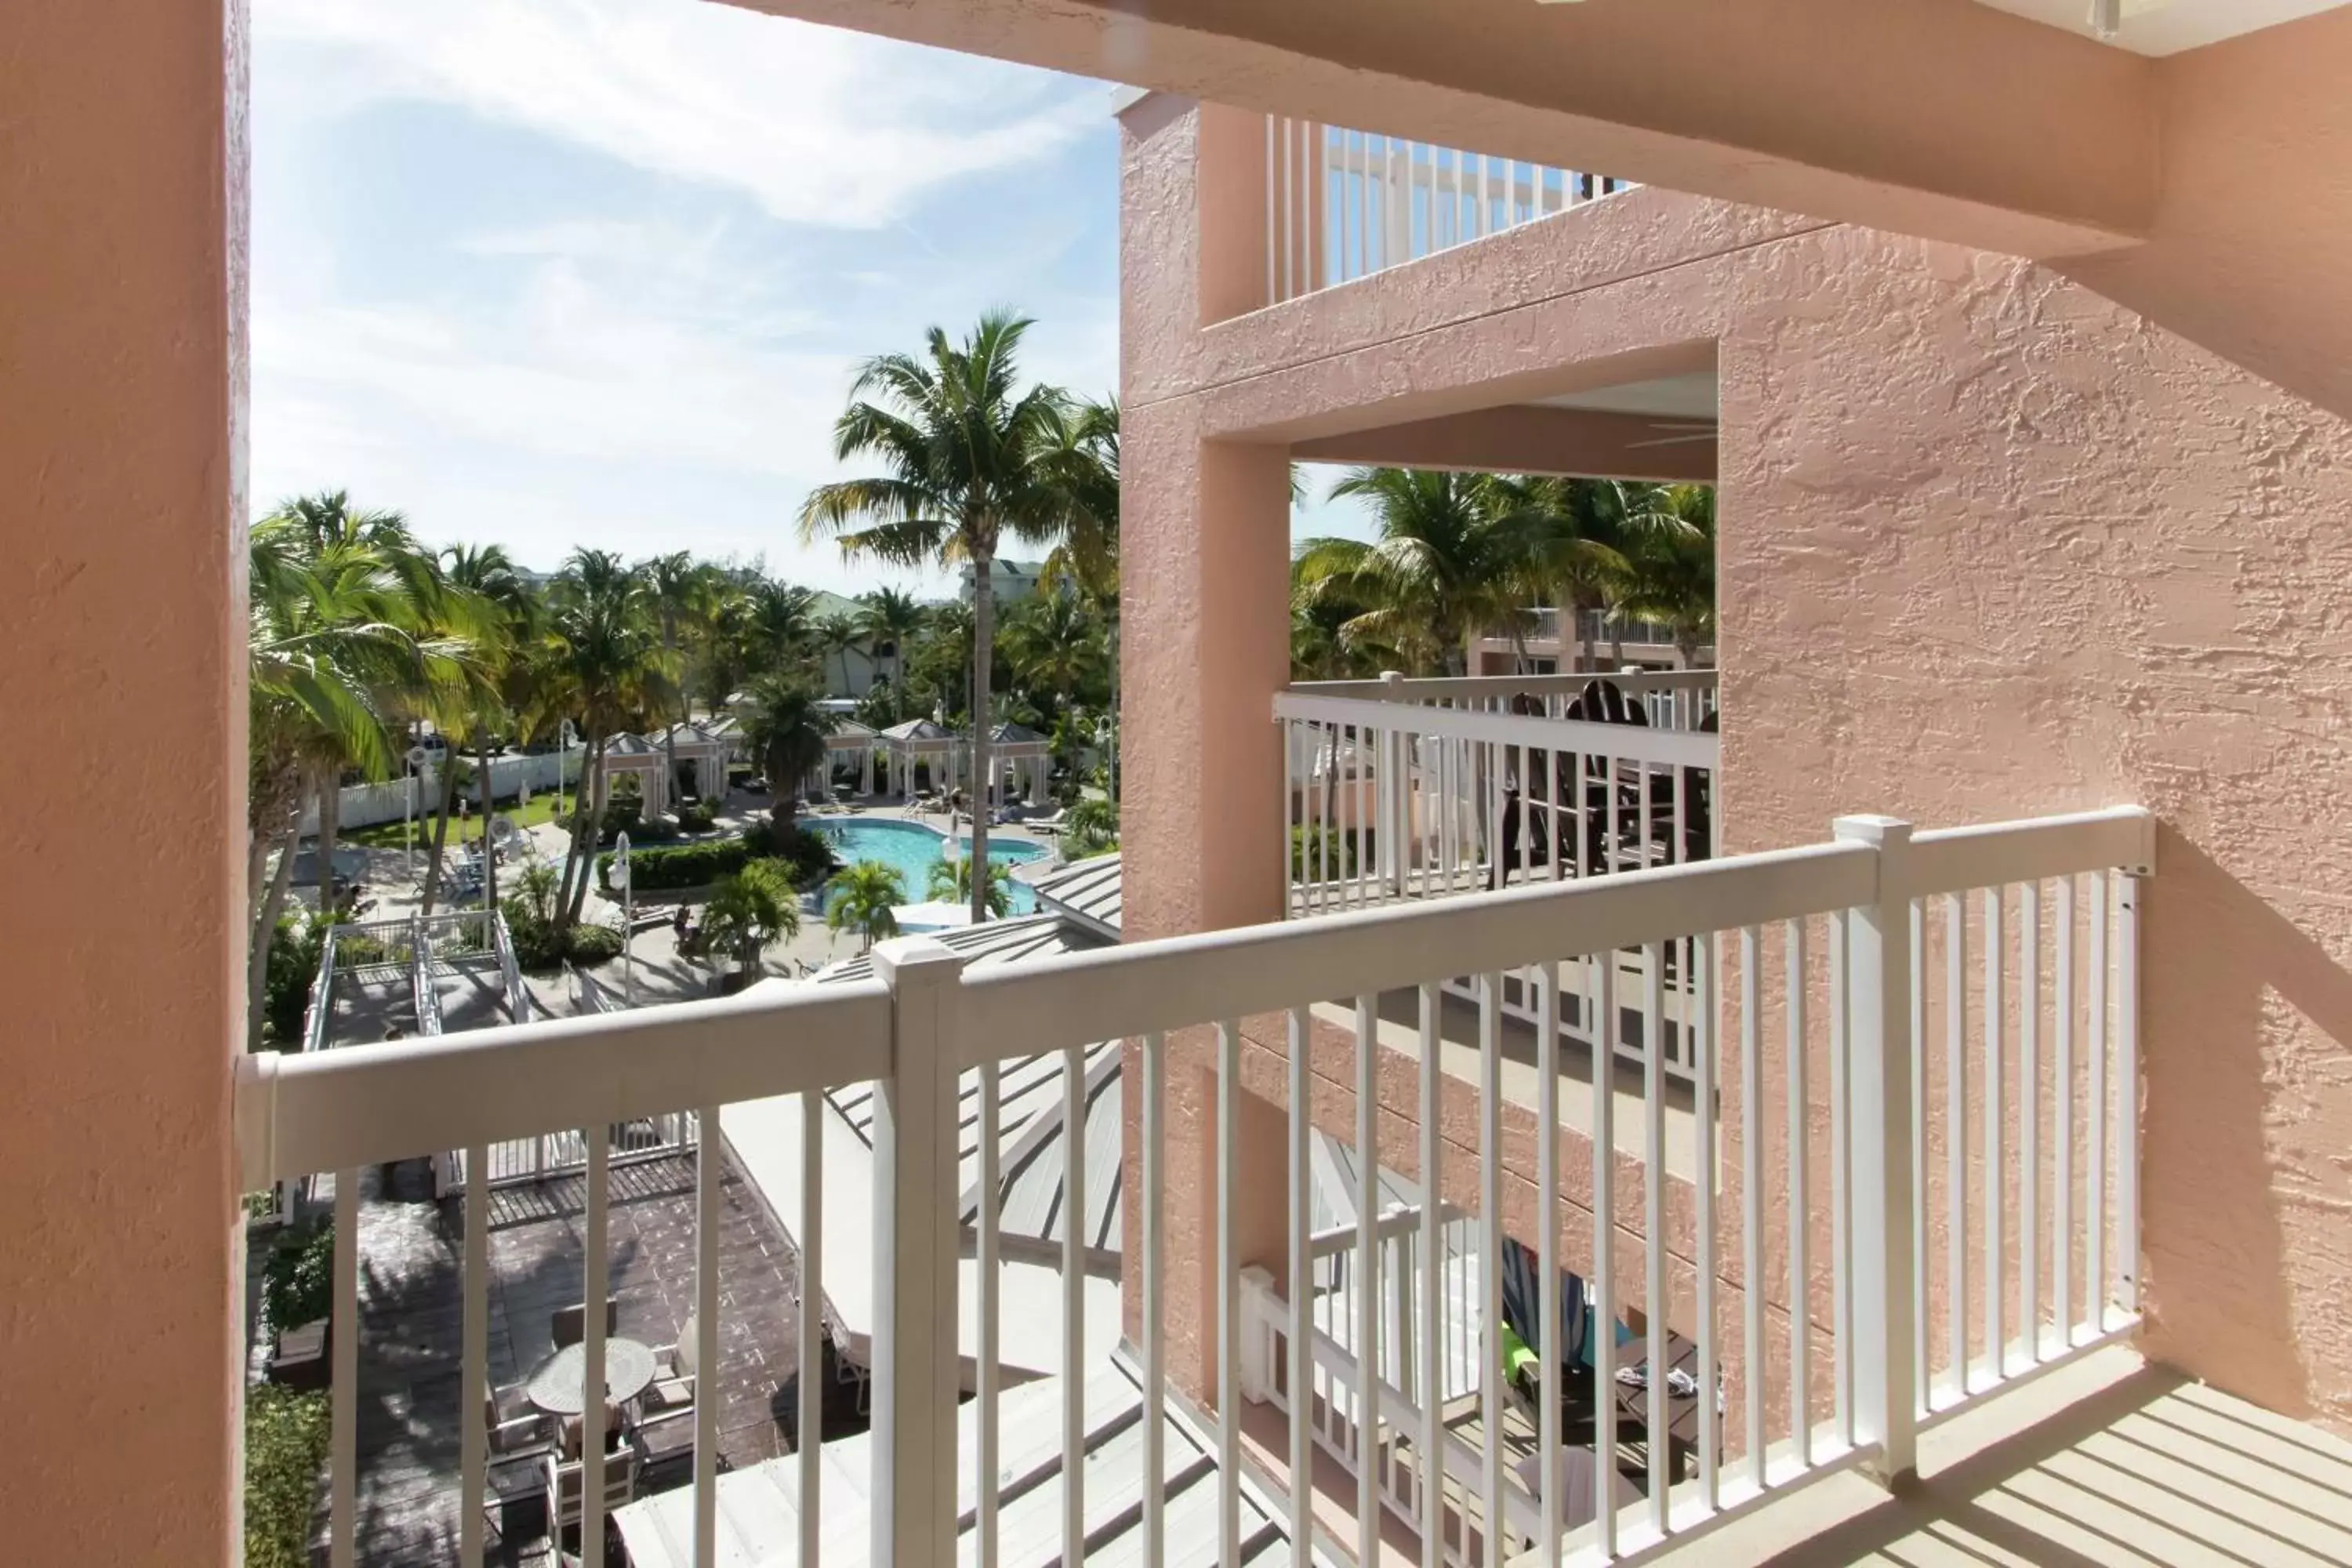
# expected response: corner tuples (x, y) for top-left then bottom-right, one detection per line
(1268, 118), (1634, 305)
(236, 802), (2147, 1568)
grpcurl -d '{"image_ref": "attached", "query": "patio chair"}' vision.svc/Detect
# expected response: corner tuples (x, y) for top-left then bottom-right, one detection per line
(642, 1324), (697, 1414)
(551, 1297), (619, 1351)
(543, 1446), (639, 1534)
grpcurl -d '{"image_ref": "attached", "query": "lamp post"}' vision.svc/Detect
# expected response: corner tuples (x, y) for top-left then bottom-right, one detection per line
(403, 743), (430, 881)
(615, 829), (633, 1007)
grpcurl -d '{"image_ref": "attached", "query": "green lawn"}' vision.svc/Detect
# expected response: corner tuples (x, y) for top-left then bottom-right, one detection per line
(343, 789), (577, 849)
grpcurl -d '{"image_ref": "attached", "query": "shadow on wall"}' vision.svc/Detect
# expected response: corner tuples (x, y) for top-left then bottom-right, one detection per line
(2137, 827), (2352, 1425)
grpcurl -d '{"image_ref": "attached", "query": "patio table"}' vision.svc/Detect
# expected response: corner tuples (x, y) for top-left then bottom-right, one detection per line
(524, 1337), (659, 1417)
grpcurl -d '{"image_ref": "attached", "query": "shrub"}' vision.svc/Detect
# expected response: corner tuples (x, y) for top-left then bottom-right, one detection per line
(565, 923), (625, 964)
(263, 1218), (333, 1335)
(260, 911), (328, 1046)
(600, 837), (750, 893)
(1065, 797), (1120, 859)
(744, 818), (840, 890)
(676, 799), (718, 833)
(245, 1385), (330, 1568)
(1290, 823), (1370, 883)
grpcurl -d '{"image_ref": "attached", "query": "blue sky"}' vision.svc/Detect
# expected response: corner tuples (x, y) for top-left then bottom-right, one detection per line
(252, 0), (1365, 597)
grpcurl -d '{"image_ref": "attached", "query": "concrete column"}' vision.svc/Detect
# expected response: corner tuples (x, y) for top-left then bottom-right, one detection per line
(1, 2), (244, 1561)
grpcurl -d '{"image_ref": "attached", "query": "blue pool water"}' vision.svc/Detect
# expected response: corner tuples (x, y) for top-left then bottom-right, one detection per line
(814, 818), (1047, 914)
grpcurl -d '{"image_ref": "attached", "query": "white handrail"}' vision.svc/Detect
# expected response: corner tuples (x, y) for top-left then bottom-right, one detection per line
(238, 804), (2151, 1568)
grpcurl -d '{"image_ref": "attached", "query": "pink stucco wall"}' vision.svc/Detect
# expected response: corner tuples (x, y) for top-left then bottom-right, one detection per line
(1118, 27), (2352, 1432)
(0, 1), (247, 1559)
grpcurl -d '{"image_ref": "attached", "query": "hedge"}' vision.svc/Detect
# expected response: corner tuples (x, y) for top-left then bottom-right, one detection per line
(599, 821), (839, 895)
(244, 1385), (330, 1568)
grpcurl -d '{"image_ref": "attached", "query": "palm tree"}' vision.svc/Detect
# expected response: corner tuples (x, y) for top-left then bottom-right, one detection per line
(826, 860), (906, 953)
(538, 550), (673, 931)
(746, 580), (819, 677)
(1040, 397), (1121, 795)
(813, 611), (863, 697)
(641, 550), (706, 790)
(927, 854), (1014, 916)
(999, 592), (1104, 712)
(855, 586), (926, 695)
(701, 858), (802, 977)
(1296, 467), (1545, 677)
(245, 512), (467, 1043)
(422, 543), (538, 917)
(1608, 483), (1716, 666)
(800, 310), (1074, 924)
(741, 674), (837, 811)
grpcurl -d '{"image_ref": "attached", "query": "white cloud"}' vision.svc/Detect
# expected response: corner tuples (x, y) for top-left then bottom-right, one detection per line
(255, 0), (1103, 226)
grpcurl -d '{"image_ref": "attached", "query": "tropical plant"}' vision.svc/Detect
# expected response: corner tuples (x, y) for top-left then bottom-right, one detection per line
(826, 859), (906, 952)
(419, 542), (538, 917)
(1606, 482), (1716, 667)
(1064, 795), (1119, 858)
(1040, 397), (1122, 796)
(855, 585), (926, 693)
(799, 310), (1080, 924)
(745, 579), (820, 677)
(927, 852), (1014, 916)
(1295, 467), (1547, 677)
(740, 674), (837, 811)
(245, 1386), (331, 1568)
(261, 1217), (334, 1334)
(699, 858), (802, 972)
(998, 590), (1105, 712)
(813, 611), (863, 697)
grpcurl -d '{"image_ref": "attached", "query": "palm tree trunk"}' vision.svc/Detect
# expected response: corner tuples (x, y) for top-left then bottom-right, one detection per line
(317, 771), (344, 920)
(245, 823), (301, 1048)
(419, 750), (462, 916)
(557, 731), (604, 932)
(967, 546), (996, 926)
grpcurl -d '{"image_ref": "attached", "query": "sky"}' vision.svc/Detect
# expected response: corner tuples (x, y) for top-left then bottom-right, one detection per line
(252, 0), (1362, 597)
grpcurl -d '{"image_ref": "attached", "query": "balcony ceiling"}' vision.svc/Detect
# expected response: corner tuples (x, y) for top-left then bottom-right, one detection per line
(1527, 372), (1717, 422)
(1969, 0), (2352, 53)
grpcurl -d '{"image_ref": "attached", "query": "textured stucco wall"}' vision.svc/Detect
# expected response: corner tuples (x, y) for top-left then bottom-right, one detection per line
(0, 1), (247, 1559)
(1120, 56), (2352, 1433)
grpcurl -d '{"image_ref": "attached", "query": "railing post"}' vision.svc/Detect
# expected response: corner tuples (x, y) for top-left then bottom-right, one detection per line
(1380, 670), (1407, 896)
(1237, 1265), (1276, 1403)
(870, 936), (967, 1568)
(1833, 815), (1919, 1482)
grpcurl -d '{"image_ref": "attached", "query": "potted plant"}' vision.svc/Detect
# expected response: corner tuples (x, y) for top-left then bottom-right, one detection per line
(262, 1215), (335, 1388)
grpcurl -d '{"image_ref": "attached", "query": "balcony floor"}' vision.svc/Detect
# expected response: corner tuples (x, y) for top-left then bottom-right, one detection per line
(1647, 1345), (2352, 1568)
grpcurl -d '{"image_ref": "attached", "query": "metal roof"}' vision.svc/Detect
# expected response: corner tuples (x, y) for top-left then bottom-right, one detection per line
(1033, 852), (1122, 937)
(817, 916), (1122, 1254)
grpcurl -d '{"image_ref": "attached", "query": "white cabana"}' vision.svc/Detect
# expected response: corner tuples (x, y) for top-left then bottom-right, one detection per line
(818, 719), (880, 797)
(593, 731), (669, 818)
(984, 720), (1051, 807)
(878, 717), (959, 800)
(656, 720), (731, 803)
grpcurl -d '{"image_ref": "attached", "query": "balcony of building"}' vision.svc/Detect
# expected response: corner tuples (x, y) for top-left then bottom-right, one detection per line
(226, 798), (2270, 1568)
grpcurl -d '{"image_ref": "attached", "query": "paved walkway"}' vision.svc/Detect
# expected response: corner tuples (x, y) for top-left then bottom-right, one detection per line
(326, 1151), (856, 1565)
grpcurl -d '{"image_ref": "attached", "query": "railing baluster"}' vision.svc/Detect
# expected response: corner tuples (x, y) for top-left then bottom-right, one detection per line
(1144, 1032), (1167, 1568)
(973, 1060), (1000, 1568)
(1593, 952), (1619, 1557)
(1287, 1006), (1314, 1564)
(1983, 886), (2005, 1380)
(1063, 1039), (1087, 1563)
(1944, 893), (1966, 1396)
(331, 1166), (358, 1568)
(1218, 1022), (1243, 1568)
(2118, 871), (2140, 1316)
(2087, 870), (2109, 1335)
(2020, 880), (2041, 1361)
(798, 1085), (825, 1563)
(1265, 114), (1277, 304)
(695, 1102), (721, 1566)
(1353, 997), (1381, 1568)
(2054, 876), (2074, 1353)
(459, 1142), (488, 1568)
(1829, 907), (1851, 1446)
(1642, 942), (1668, 1532)
(1910, 900), (1929, 1410)
(1785, 920), (1809, 1465)
(1537, 960), (1563, 1560)
(584, 1125), (610, 1568)
(1418, 983), (1444, 1568)
(1696, 932), (1719, 1510)
(1740, 926), (1766, 1491)
(1479, 973), (1506, 1564)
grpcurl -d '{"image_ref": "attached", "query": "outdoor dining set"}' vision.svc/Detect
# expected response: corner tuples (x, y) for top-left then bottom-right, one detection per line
(481, 1298), (705, 1558)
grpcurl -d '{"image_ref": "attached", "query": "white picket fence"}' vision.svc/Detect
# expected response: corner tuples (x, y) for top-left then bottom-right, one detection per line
(299, 747), (585, 833)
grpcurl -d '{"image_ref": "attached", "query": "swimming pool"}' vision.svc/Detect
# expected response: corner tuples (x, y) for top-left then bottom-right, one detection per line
(813, 818), (1048, 914)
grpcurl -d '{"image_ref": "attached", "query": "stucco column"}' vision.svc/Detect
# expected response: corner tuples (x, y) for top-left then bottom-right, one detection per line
(0, 2), (245, 1561)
